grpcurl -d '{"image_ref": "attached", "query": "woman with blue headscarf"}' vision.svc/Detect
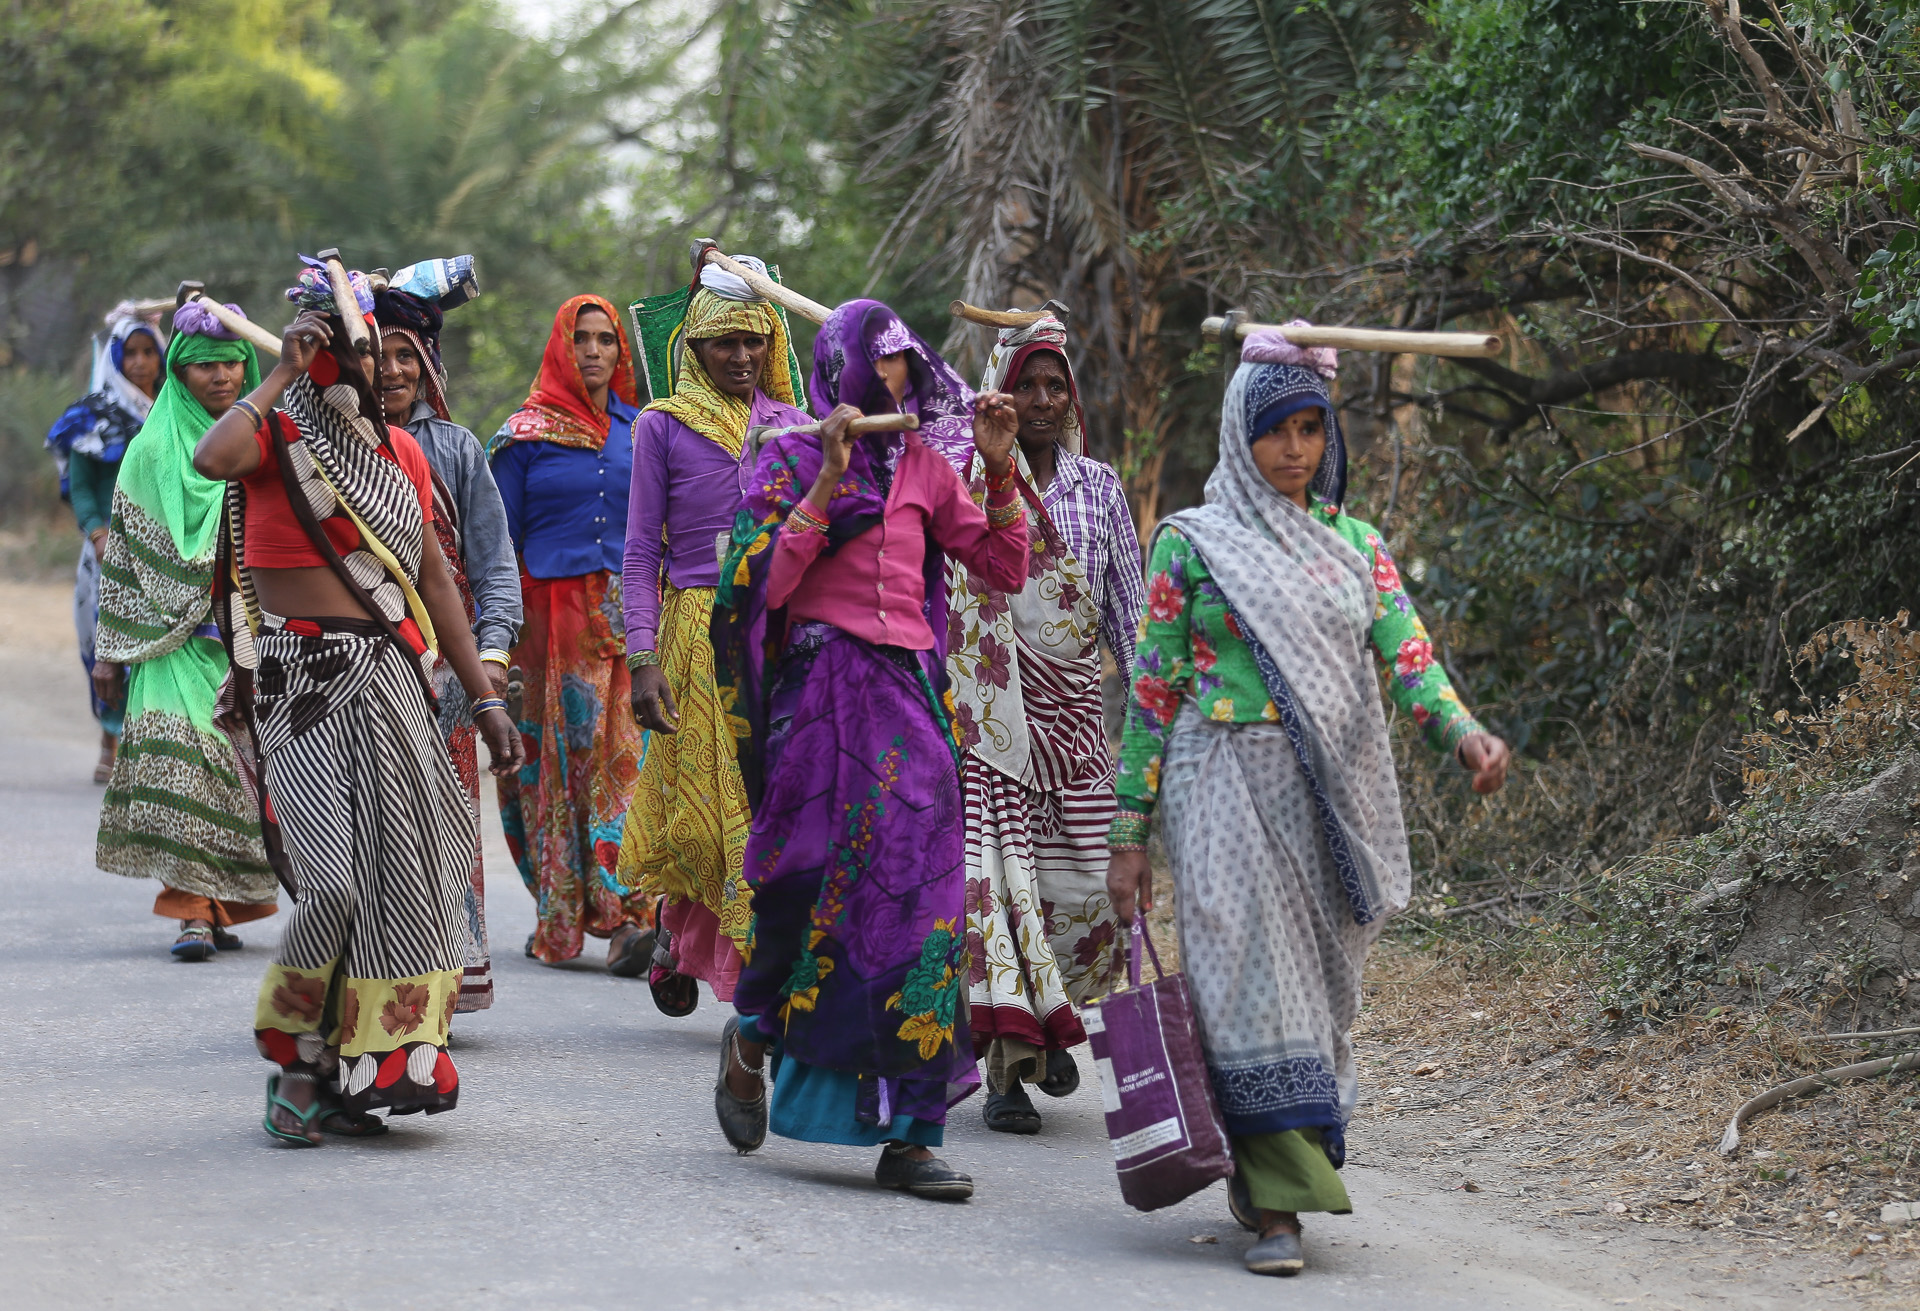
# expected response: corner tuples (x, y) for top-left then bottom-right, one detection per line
(47, 310), (165, 781)
(1105, 327), (1510, 1276)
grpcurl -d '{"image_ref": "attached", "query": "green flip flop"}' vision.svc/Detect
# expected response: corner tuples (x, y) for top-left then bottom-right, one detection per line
(262, 1073), (324, 1147)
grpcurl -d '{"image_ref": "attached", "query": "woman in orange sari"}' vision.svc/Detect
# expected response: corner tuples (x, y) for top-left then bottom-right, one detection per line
(489, 296), (651, 967)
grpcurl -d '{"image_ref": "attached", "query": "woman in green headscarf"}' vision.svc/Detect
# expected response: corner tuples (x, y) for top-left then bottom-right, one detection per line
(95, 300), (275, 961)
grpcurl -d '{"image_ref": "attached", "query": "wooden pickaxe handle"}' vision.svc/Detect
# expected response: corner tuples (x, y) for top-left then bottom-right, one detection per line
(317, 248), (372, 354)
(691, 239), (833, 325)
(1202, 315), (1502, 359)
(949, 300), (1059, 328)
(174, 281), (284, 356)
(782, 413), (921, 437)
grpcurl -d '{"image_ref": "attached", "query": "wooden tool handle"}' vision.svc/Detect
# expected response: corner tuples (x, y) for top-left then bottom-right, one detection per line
(789, 413), (922, 436)
(950, 301), (1053, 328)
(112, 297), (179, 322)
(181, 292), (284, 357)
(317, 248), (372, 353)
(693, 241), (833, 325)
(1201, 316), (1503, 359)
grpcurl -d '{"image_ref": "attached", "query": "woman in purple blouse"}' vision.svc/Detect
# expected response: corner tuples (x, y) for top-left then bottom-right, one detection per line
(617, 265), (810, 1012)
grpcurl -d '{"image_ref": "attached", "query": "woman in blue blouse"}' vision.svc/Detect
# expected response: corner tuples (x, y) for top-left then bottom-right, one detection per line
(489, 296), (652, 970)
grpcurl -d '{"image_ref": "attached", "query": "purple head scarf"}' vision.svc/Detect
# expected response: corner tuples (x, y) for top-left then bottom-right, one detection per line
(170, 300), (247, 341)
(809, 299), (973, 424)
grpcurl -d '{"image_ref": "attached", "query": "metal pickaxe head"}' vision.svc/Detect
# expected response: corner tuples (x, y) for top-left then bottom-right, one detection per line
(176, 280), (206, 308)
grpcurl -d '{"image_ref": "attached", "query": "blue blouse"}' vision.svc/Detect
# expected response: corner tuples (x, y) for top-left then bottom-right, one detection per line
(491, 396), (639, 579)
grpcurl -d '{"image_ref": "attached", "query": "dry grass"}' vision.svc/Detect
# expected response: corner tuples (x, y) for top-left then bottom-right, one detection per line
(1356, 937), (1920, 1297)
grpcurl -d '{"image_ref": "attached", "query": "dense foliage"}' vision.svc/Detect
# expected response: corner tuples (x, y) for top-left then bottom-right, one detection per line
(6, 0), (1914, 909)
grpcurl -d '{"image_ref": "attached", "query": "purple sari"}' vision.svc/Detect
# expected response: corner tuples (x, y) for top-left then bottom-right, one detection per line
(712, 302), (980, 1140)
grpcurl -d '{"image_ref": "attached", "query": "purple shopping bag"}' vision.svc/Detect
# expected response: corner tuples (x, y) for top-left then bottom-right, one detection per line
(1083, 917), (1234, 1211)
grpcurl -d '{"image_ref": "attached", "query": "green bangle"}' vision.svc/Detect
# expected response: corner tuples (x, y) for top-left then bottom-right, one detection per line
(626, 649), (660, 671)
(1107, 810), (1151, 849)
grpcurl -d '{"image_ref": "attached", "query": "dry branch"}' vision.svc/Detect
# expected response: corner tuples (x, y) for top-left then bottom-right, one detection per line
(1717, 1050), (1920, 1154)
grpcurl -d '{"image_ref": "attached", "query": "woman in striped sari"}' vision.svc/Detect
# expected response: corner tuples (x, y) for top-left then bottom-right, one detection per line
(193, 258), (523, 1146)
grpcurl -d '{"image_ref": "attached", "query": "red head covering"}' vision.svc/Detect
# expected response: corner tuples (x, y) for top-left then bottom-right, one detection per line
(496, 294), (638, 452)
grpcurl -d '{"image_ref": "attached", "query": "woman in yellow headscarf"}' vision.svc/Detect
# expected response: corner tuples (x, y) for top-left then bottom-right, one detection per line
(617, 256), (807, 1012)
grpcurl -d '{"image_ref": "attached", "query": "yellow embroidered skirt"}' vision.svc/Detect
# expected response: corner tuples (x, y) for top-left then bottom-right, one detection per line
(614, 581), (752, 997)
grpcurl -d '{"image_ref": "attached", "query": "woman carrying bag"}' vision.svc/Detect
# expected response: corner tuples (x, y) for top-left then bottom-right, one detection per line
(1105, 330), (1509, 1275)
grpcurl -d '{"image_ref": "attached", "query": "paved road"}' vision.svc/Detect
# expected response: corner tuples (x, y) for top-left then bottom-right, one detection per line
(0, 602), (1818, 1310)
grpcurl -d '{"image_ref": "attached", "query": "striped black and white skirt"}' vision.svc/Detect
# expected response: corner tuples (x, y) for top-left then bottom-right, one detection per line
(248, 616), (475, 1117)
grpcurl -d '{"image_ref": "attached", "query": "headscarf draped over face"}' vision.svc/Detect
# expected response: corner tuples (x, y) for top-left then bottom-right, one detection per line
(1239, 326), (1346, 509)
(645, 285), (796, 459)
(978, 314), (1084, 456)
(810, 298), (972, 423)
(494, 294), (639, 453)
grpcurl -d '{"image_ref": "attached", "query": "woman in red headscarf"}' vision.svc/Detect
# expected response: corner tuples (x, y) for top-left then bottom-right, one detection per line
(488, 296), (651, 969)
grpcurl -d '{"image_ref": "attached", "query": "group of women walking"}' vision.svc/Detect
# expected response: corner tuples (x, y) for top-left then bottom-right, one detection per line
(58, 247), (1508, 1277)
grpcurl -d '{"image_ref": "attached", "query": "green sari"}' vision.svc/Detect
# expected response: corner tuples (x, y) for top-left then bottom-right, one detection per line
(95, 330), (274, 903)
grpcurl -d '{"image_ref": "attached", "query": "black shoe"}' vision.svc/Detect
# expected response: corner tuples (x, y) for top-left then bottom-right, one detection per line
(982, 1079), (1042, 1134)
(1228, 1171), (1259, 1232)
(713, 1017), (766, 1154)
(211, 927), (243, 952)
(1036, 1047), (1080, 1098)
(875, 1143), (973, 1200)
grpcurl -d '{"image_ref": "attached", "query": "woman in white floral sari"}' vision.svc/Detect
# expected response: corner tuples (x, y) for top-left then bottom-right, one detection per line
(936, 316), (1145, 1134)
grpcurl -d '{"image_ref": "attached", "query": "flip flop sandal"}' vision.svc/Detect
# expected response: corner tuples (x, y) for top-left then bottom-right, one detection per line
(171, 925), (216, 962)
(211, 927), (243, 952)
(1036, 1048), (1081, 1098)
(262, 1073), (323, 1147)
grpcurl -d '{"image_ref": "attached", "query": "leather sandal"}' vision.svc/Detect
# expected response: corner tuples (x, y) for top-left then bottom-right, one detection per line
(211, 927), (243, 952)
(875, 1142), (974, 1200)
(713, 1016), (767, 1153)
(1036, 1048), (1081, 1098)
(982, 1079), (1042, 1134)
(606, 922), (653, 978)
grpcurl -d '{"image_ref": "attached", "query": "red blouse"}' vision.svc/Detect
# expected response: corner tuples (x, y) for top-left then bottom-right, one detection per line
(242, 411), (434, 569)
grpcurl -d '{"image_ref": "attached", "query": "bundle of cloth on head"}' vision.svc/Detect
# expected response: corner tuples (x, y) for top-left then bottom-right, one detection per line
(94, 302), (274, 905)
(489, 294), (638, 453)
(1238, 322), (1345, 506)
(373, 255), (480, 421)
(978, 313), (1084, 455)
(45, 313), (168, 492)
(644, 255), (799, 459)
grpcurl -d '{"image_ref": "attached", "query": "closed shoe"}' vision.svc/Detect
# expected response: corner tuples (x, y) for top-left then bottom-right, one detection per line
(1244, 1228), (1305, 1276)
(713, 1017), (766, 1154)
(874, 1143), (973, 1200)
(1228, 1171), (1260, 1232)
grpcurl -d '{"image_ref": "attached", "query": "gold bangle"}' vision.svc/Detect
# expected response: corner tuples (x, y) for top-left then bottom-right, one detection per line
(231, 398), (264, 430)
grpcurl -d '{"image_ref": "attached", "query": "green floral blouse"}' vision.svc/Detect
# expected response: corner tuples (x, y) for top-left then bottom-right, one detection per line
(1113, 499), (1484, 827)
